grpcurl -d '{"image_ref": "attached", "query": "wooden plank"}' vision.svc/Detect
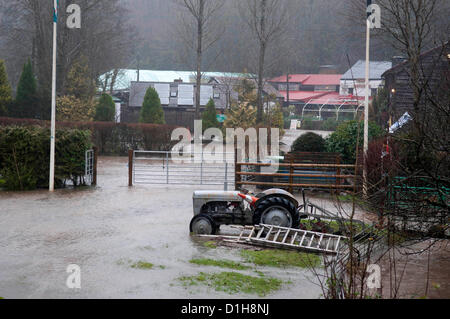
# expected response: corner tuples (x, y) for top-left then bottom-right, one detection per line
(237, 172), (355, 178)
(237, 181), (356, 189)
(237, 162), (358, 168)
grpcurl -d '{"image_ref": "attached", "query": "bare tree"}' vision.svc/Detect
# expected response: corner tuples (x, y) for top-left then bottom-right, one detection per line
(238, 0), (291, 123)
(0, 0), (135, 100)
(174, 0), (225, 120)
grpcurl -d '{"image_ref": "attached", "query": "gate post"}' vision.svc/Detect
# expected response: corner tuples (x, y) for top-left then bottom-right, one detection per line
(93, 146), (98, 186)
(128, 150), (134, 187)
(235, 148), (241, 191)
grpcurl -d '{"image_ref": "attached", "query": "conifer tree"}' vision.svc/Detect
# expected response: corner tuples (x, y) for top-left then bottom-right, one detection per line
(0, 60), (12, 116)
(65, 56), (96, 102)
(202, 98), (220, 131)
(57, 56), (96, 122)
(139, 87), (165, 124)
(94, 94), (116, 122)
(15, 60), (38, 118)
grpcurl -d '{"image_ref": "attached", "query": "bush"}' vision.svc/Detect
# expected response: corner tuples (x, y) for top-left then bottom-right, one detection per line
(0, 126), (91, 190)
(321, 118), (340, 131)
(326, 120), (383, 164)
(0, 117), (178, 156)
(291, 132), (326, 152)
(56, 95), (95, 122)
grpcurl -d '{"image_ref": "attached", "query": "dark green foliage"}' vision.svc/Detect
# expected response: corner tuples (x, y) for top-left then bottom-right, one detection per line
(292, 132), (326, 152)
(0, 126), (91, 190)
(300, 117), (349, 131)
(14, 60), (39, 119)
(94, 94), (116, 122)
(0, 118), (178, 156)
(140, 87), (165, 124)
(0, 60), (12, 117)
(202, 99), (220, 131)
(326, 120), (384, 164)
(321, 118), (340, 131)
(371, 87), (389, 128)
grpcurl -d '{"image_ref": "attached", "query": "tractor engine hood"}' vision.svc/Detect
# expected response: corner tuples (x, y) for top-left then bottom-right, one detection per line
(193, 191), (243, 202)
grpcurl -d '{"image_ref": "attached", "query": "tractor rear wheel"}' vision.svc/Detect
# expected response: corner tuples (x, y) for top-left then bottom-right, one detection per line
(253, 197), (300, 229)
(190, 214), (217, 235)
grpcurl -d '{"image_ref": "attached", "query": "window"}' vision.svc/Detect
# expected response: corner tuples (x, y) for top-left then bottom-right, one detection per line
(348, 88), (354, 95)
(213, 92), (220, 99)
(170, 91), (178, 98)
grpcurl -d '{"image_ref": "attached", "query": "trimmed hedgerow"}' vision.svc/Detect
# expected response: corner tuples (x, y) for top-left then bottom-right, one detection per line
(0, 126), (92, 190)
(0, 117), (178, 156)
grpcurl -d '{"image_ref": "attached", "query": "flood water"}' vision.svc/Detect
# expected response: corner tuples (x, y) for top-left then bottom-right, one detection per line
(0, 157), (323, 299)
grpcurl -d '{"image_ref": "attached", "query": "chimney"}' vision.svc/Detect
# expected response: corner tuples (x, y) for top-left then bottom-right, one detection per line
(174, 78), (183, 83)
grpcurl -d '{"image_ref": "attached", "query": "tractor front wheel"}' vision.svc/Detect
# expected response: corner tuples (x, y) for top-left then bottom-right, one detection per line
(190, 214), (217, 235)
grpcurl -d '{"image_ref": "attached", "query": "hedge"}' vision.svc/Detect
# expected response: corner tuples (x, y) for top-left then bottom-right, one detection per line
(0, 126), (91, 190)
(0, 117), (178, 156)
(291, 132), (326, 153)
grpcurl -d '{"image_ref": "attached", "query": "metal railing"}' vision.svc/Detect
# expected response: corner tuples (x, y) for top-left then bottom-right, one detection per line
(85, 149), (95, 185)
(130, 150), (235, 190)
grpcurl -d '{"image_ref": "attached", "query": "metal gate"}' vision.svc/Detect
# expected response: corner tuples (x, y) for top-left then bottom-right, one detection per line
(85, 149), (94, 185)
(131, 151), (235, 190)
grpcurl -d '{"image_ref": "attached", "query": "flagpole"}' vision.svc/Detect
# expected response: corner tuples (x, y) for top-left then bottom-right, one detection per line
(49, 0), (58, 192)
(363, 18), (370, 197)
(362, 0), (373, 198)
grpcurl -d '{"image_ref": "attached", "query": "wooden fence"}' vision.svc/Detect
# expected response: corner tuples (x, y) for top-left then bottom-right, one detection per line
(235, 152), (359, 192)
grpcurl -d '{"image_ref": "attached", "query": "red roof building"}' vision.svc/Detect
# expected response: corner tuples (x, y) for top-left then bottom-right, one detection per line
(268, 74), (343, 104)
(269, 73), (364, 120)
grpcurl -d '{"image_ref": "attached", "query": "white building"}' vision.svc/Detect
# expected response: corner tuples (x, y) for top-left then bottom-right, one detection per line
(340, 60), (392, 98)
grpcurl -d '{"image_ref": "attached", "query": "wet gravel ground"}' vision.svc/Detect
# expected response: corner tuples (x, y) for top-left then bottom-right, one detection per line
(0, 157), (323, 299)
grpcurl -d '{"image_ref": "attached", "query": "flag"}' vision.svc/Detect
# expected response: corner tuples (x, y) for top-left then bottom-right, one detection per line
(389, 112), (412, 134)
(53, 0), (60, 23)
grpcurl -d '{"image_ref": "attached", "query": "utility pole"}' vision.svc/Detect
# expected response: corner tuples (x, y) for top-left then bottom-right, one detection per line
(49, 0), (58, 192)
(363, 0), (381, 196)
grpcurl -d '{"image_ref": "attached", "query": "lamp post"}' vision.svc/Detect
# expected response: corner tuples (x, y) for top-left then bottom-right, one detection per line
(49, 0), (58, 192)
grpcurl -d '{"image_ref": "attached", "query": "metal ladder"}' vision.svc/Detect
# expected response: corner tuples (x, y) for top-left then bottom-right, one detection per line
(238, 224), (347, 255)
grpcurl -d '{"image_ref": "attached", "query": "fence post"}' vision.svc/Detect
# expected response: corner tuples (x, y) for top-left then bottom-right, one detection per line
(93, 146), (98, 186)
(128, 150), (133, 187)
(336, 155), (341, 194)
(288, 158), (294, 194)
(224, 162), (228, 191)
(166, 151), (169, 184)
(235, 148), (241, 191)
